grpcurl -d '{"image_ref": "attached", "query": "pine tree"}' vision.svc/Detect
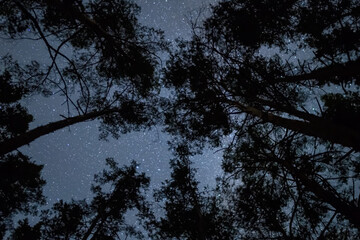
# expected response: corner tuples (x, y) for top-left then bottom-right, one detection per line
(0, 0), (165, 155)
(148, 145), (236, 239)
(10, 159), (150, 240)
(163, 0), (360, 237)
(0, 71), (45, 238)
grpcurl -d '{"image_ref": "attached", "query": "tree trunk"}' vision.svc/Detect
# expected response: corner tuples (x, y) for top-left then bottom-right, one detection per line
(82, 214), (101, 240)
(254, 97), (324, 123)
(194, 204), (206, 240)
(228, 100), (360, 151)
(275, 58), (360, 84)
(280, 157), (360, 229)
(0, 108), (118, 156)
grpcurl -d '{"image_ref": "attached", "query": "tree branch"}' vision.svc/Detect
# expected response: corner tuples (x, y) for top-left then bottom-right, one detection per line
(0, 108), (119, 156)
(226, 99), (360, 151)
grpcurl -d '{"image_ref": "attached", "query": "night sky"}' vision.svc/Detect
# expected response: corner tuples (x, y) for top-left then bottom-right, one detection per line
(2, 1), (358, 239)
(0, 0), (221, 210)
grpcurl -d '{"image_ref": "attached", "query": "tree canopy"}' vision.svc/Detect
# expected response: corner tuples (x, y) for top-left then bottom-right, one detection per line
(1, 0), (360, 239)
(10, 159), (150, 240)
(0, 0), (163, 237)
(0, 0), (166, 155)
(0, 70), (45, 238)
(163, 0), (360, 238)
(147, 145), (236, 240)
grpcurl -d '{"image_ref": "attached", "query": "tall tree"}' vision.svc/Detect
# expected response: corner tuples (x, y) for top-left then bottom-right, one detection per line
(0, 71), (45, 238)
(0, 1), (163, 237)
(222, 126), (360, 239)
(147, 145), (236, 239)
(0, 0), (165, 155)
(164, 0), (360, 149)
(0, 152), (45, 239)
(10, 159), (150, 240)
(163, 0), (360, 237)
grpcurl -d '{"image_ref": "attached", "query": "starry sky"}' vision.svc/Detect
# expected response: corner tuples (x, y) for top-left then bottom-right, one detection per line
(0, 0), (221, 209)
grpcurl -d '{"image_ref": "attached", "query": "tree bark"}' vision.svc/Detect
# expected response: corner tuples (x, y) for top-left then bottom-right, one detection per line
(227, 100), (360, 151)
(0, 108), (118, 156)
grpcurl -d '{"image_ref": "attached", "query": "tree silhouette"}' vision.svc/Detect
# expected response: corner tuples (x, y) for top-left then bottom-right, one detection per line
(10, 159), (150, 240)
(0, 0), (165, 155)
(164, 0), (360, 149)
(0, 70), (33, 142)
(147, 145), (236, 239)
(0, 152), (45, 239)
(0, 0), (163, 238)
(10, 219), (41, 240)
(2, 0), (360, 238)
(0, 71), (45, 238)
(222, 126), (360, 239)
(163, 0), (360, 237)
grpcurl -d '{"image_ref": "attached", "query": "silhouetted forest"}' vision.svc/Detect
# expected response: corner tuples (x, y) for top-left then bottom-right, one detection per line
(0, 0), (360, 239)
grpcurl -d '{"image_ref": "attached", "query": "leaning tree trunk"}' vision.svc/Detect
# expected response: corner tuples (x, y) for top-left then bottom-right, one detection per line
(0, 108), (118, 156)
(82, 214), (102, 240)
(228, 100), (360, 151)
(279, 157), (360, 229)
(274, 57), (360, 84)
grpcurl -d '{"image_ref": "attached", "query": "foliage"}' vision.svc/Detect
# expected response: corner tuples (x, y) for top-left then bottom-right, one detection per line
(0, 0), (162, 238)
(0, 0), (166, 154)
(222, 125), (360, 239)
(0, 152), (45, 239)
(0, 70), (45, 238)
(0, 70), (33, 141)
(162, 0), (360, 238)
(10, 159), (150, 240)
(2, 0), (360, 238)
(10, 219), (41, 240)
(147, 145), (236, 240)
